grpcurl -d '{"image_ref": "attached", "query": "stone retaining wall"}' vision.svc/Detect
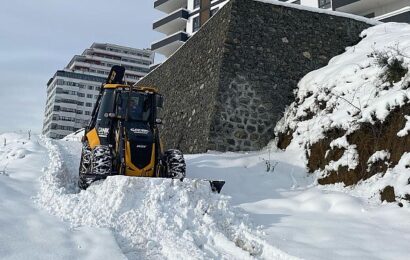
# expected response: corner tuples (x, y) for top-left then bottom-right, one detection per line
(138, 0), (373, 153)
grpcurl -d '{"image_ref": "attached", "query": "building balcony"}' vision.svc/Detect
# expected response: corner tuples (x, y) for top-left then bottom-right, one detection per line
(333, 0), (404, 16)
(377, 6), (410, 23)
(154, 0), (187, 14)
(332, 0), (360, 10)
(151, 31), (189, 57)
(153, 9), (189, 35)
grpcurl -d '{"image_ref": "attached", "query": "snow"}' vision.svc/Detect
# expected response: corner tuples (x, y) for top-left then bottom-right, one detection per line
(1, 133), (410, 259)
(367, 150), (390, 164)
(187, 150), (410, 260)
(325, 144), (358, 172)
(0, 133), (125, 260)
(62, 128), (84, 141)
(37, 136), (297, 259)
(397, 115), (410, 137)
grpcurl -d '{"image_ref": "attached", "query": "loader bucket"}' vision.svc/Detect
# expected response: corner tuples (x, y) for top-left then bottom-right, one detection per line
(209, 180), (225, 194)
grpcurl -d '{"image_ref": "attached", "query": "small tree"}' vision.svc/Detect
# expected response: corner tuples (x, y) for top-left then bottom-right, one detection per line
(370, 47), (409, 86)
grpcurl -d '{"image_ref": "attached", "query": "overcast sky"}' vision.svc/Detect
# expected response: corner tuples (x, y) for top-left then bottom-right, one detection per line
(0, 0), (163, 134)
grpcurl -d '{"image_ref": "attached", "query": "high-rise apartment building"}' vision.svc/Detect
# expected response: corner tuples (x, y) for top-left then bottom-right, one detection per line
(42, 43), (154, 139)
(152, 0), (409, 57)
(152, 0), (229, 57)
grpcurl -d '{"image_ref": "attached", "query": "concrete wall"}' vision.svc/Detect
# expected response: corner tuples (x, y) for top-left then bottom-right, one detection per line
(138, 0), (373, 153)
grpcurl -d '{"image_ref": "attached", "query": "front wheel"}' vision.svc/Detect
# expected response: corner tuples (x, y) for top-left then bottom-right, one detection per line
(79, 144), (91, 189)
(90, 145), (112, 175)
(78, 145), (111, 190)
(163, 149), (186, 179)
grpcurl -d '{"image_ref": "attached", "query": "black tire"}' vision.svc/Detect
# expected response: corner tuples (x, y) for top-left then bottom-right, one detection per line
(163, 149), (186, 179)
(78, 145), (111, 190)
(90, 145), (112, 175)
(78, 144), (91, 189)
(78, 175), (90, 190)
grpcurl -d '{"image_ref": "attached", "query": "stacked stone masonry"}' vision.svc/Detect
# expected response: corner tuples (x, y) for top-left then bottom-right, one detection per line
(138, 0), (373, 153)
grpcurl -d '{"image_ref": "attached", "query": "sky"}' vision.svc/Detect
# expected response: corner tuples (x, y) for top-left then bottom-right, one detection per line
(0, 0), (163, 134)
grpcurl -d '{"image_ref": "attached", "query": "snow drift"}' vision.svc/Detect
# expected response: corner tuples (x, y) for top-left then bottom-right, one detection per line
(36, 138), (297, 259)
(276, 23), (410, 203)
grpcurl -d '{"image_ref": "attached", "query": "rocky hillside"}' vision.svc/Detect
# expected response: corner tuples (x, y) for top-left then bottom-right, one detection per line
(276, 23), (410, 204)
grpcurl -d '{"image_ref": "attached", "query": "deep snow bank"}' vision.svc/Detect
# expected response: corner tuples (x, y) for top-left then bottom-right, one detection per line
(36, 137), (297, 259)
(0, 133), (126, 259)
(62, 128), (84, 142)
(276, 23), (410, 203)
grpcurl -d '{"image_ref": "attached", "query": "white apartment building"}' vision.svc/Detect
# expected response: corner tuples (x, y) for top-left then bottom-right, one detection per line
(152, 0), (228, 57)
(42, 43), (154, 139)
(152, 0), (410, 57)
(67, 43), (154, 84)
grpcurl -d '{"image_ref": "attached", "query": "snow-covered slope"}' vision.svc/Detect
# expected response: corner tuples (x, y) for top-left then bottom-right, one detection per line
(276, 23), (410, 202)
(2, 133), (410, 259)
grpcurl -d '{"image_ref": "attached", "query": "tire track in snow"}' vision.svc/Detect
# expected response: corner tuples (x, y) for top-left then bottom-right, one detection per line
(36, 137), (299, 260)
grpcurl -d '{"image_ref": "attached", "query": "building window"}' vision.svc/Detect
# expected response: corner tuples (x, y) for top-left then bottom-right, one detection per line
(85, 111), (90, 115)
(86, 103), (92, 107)
(87, 94), (93, 98)
(88, 86), (94, 90)
(210, 8), (219, 17)
(318, 0), (331, 9)
(193, 16), (200, 32)
(194, 0), (200, 9)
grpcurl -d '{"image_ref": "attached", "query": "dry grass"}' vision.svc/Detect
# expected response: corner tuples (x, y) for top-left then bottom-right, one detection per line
(307, 128), (346, 172)
(308, 104), (410, 201)
(277, 129), (294, 150)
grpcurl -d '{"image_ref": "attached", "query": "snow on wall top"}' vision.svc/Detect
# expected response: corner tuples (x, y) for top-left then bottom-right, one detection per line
(255, 0), (381, 25)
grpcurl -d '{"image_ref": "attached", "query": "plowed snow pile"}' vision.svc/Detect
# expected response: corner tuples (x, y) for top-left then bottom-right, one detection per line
(0, 133), (125, 259)
(36, 137), (296, 260)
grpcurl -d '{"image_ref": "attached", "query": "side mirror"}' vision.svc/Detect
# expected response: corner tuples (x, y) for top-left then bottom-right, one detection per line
(156, 94), (164, 108)
(155, 118), (163, 124)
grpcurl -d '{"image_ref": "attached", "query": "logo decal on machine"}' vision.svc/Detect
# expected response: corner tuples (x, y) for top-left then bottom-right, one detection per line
(98, 128), (109, 137)
(130, 128), (149, 135)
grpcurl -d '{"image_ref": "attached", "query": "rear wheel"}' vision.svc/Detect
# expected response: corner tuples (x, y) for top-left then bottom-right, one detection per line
(163, 149), (186, 179)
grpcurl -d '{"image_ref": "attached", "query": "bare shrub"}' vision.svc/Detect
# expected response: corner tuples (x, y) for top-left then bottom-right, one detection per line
(370, 47), (408, 86)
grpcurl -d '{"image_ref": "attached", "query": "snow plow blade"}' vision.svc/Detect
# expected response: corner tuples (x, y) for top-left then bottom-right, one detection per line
(208, 180), (225, 193)
(184, 179), (225, 193)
